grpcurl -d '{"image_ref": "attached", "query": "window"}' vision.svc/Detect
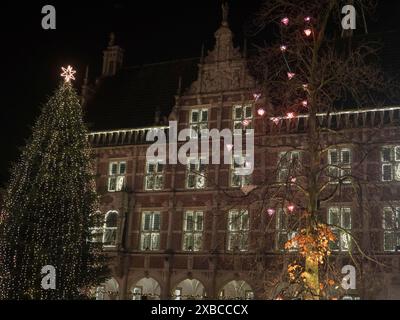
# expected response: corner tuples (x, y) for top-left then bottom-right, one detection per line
(140, 211), (161, 251)
(95, 286), (105, 300)
(190, 109), (208, 138)
(174, 288), (182, 300)
(90, 227), (103, 244)
(276, 208), (297, 251)
(277, 151), (300, 183)
(186, 158), (206, 189)
(132, 287), (142, 300)
(328, 149), (351, 183)
(145, 160), (164, 191)
(381, 146), (400, 182)
(383, 207), (400, 252)
(227, 209), (249, 251)
(328, 207), (351, 251)
(245, 291), (254, 300)
(89, 211), (104, 243)
(231, 154), (251, 187)
(103, 211), (118, 246)
(233, 104), (253, 132)
(182, 211), (203, 251)
(108, 161), (127, 192)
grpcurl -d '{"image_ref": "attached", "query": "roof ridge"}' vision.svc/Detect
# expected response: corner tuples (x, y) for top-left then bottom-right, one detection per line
(123, 57), (200, 70)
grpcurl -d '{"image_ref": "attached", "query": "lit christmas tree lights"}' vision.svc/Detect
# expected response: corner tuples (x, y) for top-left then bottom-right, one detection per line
(0, 69), (109, 299)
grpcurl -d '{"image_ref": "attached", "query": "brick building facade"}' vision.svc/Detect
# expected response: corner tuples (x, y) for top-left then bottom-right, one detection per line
(82, 9), (400, 300)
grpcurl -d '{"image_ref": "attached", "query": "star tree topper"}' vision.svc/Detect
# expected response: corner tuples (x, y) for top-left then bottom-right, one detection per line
(61, 65), (76, 83)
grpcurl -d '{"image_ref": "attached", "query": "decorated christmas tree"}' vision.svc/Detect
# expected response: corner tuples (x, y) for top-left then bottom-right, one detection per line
(0, 67), (108, 299)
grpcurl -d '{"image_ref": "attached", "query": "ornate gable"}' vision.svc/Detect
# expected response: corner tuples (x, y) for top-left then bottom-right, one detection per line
(186, 3), (255, 95)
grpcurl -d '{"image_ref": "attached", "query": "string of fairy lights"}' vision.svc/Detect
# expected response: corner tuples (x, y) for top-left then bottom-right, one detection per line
(0, 66), (105, 299)
(232, 14), (316, 218)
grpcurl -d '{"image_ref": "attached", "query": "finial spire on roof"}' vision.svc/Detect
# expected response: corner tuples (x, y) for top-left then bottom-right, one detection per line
(221, 1), (229, 26)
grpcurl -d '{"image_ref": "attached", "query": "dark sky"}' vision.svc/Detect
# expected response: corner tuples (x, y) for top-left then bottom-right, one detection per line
(1, 0), (399, 186)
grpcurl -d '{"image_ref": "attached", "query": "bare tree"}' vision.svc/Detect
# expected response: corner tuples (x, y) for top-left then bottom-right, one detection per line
(224, 0), (400, 299)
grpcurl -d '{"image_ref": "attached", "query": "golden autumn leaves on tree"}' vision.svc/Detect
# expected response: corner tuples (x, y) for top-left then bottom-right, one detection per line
(244, 0), (399, 299)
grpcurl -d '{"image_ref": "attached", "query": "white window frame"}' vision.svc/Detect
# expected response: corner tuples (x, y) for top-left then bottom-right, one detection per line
(144, 160), (164, 191)
(140, 211), (161, 251)
(383, 207), (400, 252)
(276, 208), (298, 251)
(103, 211), (118, 247)
(328, 207), (352, 252)
(108, 161), (127, 192)
(132, 287), (142, 300)
(182, 211), (204, 251)
(328, 148), (351, 184)
(186, 158), (206, 189)
(95, 286), (106, 300)
(381, 146), (400, 182)
(190, 108), (208, 139)
(227, 209), (249, 252)
(277, 151), (300, 183)
(230, 154), (251, 187)
(89, 211), (104, 244)
(174, 288), (182, 300)
(233, 104), (253, 133)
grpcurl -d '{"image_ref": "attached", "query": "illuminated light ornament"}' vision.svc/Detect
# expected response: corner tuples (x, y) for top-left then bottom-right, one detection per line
(301, 100), (308, 107)
(253, 93), (262, 101)
(286, 112), (295, 119)
(267, 208), (275, 216)
(242, 119), (251, 127)
(281, 17), (289, 26)
(226, 144), (234, 151)
(60, 65), (76, 83)
(257, 108), (266, 116)
(304, 28), (312, 37)
(280, 45), (287, 52)
(287, 72), (295, 80)
(290, 177), (297, 183)
(302, 84), (309, 90)
(304, 16), (311, 22)
(287, 204), (295, 212)
(271, 117), (280, 125)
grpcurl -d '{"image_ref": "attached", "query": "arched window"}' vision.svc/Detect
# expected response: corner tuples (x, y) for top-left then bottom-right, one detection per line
(219, 280), (254, 300)
(131, 277), (161, 300)
(172, 279), (206, 300)
(95, 278), (119, 300)
(103, 211), (118, 246)
(90, 211), (104, 243)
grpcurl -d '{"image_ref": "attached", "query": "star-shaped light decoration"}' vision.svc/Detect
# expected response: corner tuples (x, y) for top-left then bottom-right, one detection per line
(61, 65), (76, 83)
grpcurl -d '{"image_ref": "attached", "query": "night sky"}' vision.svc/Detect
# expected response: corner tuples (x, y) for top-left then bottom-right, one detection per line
(1, 0), (399, 187)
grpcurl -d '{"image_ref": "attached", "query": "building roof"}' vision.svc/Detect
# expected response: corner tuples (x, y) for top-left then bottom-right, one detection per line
(84, 58), (199, 131)
(84, 28), (400, 134)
